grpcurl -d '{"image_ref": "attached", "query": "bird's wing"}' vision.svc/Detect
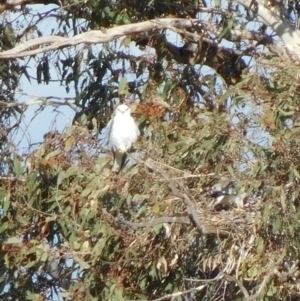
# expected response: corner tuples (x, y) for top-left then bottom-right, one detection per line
(211, 190), (230, 198)
(134, 119), (140, 136)
(212, 178), (235, 195)
(107, 113), (139, 172)
(106, 118), (114, 147)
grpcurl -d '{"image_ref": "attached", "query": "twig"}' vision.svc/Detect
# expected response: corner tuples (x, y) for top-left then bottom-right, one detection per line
(0, 176), (25, 182)
(222, 259), (297, 301)
(184, 270), (272, 301)
(1, 94), (78, 111)
(129, 155), (230, 236)
(141, 157), (204, 232)
(23, 198), (53, 216)
(127, 284), (207, 301)
(120, 216), (191, 229)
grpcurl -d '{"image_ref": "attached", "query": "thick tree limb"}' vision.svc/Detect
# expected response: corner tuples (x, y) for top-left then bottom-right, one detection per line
(0, 19), (198, 59)
(235, 0), (300, 60)
(0, 17), (279, 62)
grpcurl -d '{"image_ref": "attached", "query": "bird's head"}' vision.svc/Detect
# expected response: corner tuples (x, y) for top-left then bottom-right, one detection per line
(115, 104), (131, 116)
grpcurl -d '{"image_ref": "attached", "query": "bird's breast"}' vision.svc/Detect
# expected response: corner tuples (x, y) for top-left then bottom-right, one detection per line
(109, 116), (139, 151)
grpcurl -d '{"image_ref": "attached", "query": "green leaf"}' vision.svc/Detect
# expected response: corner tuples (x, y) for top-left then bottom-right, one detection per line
(256, 239), (265, 254)
(273, 216), (282, 232)
(45, 149), (61, 160)
(26, 290), (39, 300)
(18, 216), (29, 225)
(152, 203), (160, 214)
(103, 6), (115, 19)
(13, 156), (23, 179)
(118, 76), (129, 95)
(4, 24), (16, 46)
(263, 203), (271, 223)
(217, 16), (234, 42)
(24, 261), (36, 269)
(164, 282), (173, 292)
(22, 66), (31, 84)
(294, 168), (300, 179)
(115, 13), (123, 24)
(3, 199), (10, 213)
(56, 170), (65, 186)
(121, 36), (131, 48)
(161, 80), (176, 99)
(227, 165), (235, 177)
(122, 12), (131, 24)
(81, 186), (93, 198)
(266, 280), (277, 296)
(77, 259), (91, 271)
(280, 189), (286, 212)
(0, 189), (5, 201)
(139, 277), (147, 290)
(40, 252), (48, 262)
(0, 222), (8, 234)
(6, 237), (21, 244)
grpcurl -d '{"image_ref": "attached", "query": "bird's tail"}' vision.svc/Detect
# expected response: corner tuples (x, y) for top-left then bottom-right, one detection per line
(112, 152), (126, 173)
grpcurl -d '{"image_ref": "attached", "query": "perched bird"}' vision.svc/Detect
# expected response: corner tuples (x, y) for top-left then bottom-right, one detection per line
(210, 177), (247, 208)
(107, 104), (140, 172)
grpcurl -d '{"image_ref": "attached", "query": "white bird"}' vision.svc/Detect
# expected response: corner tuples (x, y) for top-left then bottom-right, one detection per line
(107, 104), (140, 172)
(210, 177), (246, 208)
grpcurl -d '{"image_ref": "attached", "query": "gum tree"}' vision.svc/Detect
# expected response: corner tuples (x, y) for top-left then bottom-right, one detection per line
(0, 1), (300, 300)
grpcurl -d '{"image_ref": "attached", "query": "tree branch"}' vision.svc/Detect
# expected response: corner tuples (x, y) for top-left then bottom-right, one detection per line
(120, 216), (191, 229)
(136, 284), (207, 301)
(131, 156), (230, 236)
(0, 18), (198, 59)
(0, 16), (277, 62)
(0, 0), (61, 13)
(235, 0), (300, 60)
(0, 94), (78, 111)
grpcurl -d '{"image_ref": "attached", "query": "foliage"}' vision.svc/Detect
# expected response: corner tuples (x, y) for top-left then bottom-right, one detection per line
(1, 0), (300, 301)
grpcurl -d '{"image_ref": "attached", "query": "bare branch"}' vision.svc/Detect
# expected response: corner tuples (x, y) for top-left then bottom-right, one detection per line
(0, 18), (198, 59)
(129, 156), (230, 236)
(120, 216), (191, 229)
(0, 94), (78, 111)
(133, 284), (207, 301)
(184, 270), (273, 301)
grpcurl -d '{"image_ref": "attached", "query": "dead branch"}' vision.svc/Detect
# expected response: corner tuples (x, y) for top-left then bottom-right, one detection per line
(222, 257), (296, 301)
(120, 216), (191, 229)
(142, 157), (205, 233)
(146, 284), (207, 301)
(130, 156), (230, 236)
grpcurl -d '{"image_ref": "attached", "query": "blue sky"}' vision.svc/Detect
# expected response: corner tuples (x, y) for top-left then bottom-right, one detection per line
(8, 2), (263, 153)
(8, 4), (76, 155)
